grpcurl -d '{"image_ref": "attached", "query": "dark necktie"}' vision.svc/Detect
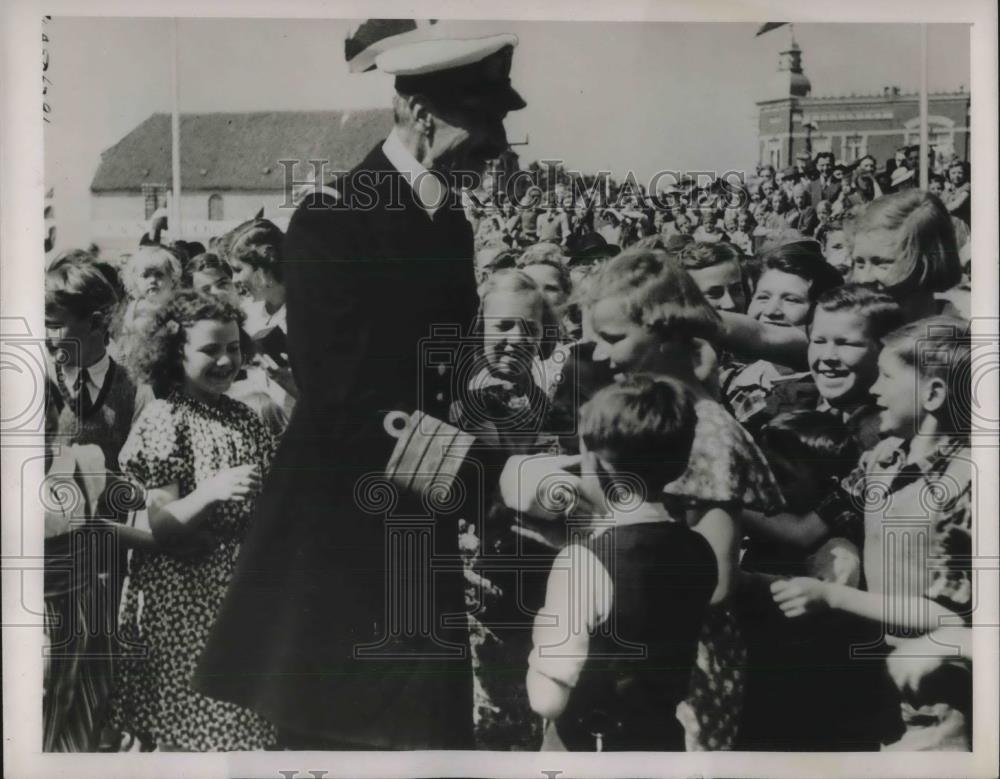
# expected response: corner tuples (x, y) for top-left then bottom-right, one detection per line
(75, 367), (93, 416)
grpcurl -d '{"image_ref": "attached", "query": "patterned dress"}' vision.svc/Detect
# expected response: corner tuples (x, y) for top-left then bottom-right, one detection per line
(108, 392), (277, 751)
(666, 398), (784, 751)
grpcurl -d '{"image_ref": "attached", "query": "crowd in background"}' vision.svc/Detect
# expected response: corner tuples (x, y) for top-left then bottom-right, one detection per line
(42, 144), (973, 753)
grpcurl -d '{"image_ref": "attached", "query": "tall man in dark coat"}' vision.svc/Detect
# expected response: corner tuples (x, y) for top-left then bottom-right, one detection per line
(195, 33), (526, 750)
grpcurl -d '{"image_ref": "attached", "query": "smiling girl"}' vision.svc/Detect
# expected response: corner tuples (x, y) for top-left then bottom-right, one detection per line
(849, 189), (963, 322)
(109, 291), (276, 751)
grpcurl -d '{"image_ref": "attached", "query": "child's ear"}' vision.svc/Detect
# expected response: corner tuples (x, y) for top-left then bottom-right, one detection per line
(922, 375), (949, 414)
(691, 337), (718, 385)
(89, 311), (108, 336)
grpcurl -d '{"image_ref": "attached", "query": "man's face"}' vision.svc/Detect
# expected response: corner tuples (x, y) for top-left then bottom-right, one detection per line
(816, 157), (831, 176)
(428, 101), (510, 177)
(858, 157), (876, 176)
(521, 263), (569, 311)
(905, 148), (920, 170)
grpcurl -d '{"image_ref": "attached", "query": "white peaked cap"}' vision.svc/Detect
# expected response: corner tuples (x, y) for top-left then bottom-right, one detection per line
(376, 33), (519, 76)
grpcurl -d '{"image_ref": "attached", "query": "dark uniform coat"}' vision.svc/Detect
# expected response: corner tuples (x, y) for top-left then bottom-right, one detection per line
(195, 143), (480, 749)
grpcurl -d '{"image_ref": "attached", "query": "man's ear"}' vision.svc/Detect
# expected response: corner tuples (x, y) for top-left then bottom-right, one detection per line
(922, 375), (948, 414)
(407, 94), (435, 137)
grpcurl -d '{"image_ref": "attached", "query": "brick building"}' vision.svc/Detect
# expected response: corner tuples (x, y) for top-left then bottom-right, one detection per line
(757, 39), (970, 170)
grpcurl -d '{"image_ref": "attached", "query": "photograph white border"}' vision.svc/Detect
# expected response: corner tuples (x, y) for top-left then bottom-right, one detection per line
(3, 1), (997, 777)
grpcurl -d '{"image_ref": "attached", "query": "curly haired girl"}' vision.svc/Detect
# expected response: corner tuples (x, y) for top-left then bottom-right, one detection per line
(109, 290), (276, 751)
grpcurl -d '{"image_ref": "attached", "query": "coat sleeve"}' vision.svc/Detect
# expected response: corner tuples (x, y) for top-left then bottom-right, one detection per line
(283, 193), (373, 434)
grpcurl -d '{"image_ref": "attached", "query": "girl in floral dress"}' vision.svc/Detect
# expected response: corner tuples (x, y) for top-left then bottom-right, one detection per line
(109, 290), (276, 751)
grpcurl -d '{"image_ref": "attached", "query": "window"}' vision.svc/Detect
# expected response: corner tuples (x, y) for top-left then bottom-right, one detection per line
(767, 139), (782, 169)
(904, 116), (955, 154)
(811, 135), (832, 155)
(844, 135), (865, 163)
(142, 183), (166, 220)
(208, 193), (224, 221)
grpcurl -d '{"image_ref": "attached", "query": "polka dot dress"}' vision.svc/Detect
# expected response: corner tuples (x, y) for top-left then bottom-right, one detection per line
(109, 392), (277, 751)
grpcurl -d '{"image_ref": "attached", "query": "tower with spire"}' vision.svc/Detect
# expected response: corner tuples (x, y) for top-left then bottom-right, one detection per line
(771, 30), (811, 99)
(756, 27), (969, 176)
(757, 25), (813, 170)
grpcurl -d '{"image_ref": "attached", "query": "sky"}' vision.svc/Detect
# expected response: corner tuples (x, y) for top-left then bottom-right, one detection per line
(43, 17), (971, 250)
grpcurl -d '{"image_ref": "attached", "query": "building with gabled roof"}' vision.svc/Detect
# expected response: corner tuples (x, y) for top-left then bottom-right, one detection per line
(90, 109), (394, 251)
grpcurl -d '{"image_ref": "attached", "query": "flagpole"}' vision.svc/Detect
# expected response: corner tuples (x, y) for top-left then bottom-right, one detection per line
(787, 23), (796, 167)
(170, 18), (182, 239)
(919, 23), (929, 190)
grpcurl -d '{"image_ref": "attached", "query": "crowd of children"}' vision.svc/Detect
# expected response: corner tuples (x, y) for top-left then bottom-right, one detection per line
(43, 151), (974, 753)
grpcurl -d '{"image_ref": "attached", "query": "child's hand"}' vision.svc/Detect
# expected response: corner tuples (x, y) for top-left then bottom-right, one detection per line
(499, 454), (600, 521)
(770, 577), (831, 618)
(200, 464), (261, 504)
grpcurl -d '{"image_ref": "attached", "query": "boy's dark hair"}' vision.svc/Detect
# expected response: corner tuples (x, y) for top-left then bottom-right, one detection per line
(182, 252), (234, 286)
(124, 290), (249, 398)
(754, 239), (844, 303)
(881, 316), (972, 436)
(45, 256), (120, 330)
(48, 248), (96, 270)
(679, 241), (744, 272)
(758, 410), (859, 513)
(812, 283), (905, 342)
(580, 374), (698, 497)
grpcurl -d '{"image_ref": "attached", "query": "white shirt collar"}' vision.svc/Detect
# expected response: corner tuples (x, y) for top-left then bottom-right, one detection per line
(592, 500), (677, 536)
(382, 127), (446, 220)
(261, 302), (287, 333)
(63, 352), (111, 397)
